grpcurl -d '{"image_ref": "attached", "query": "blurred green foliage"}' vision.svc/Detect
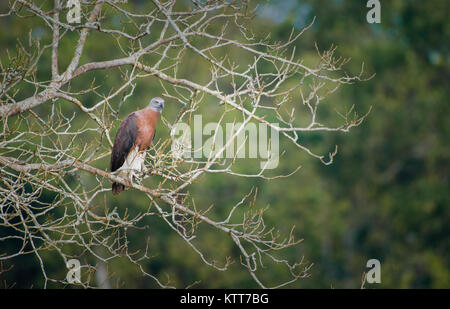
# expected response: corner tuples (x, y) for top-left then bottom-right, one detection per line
(0, 0), (448, 288)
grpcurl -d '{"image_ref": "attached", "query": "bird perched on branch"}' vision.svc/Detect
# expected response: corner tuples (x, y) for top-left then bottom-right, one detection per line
(110, 97), (164, 195)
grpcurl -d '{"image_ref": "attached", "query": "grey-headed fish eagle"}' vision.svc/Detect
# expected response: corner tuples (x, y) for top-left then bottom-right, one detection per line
(110, 97), (164, 195)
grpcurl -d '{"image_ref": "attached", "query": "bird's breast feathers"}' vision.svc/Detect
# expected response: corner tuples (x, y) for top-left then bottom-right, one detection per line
(135, 108), (159, 150)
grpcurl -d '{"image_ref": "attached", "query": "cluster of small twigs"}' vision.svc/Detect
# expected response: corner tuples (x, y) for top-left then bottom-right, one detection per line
(0, 0), (369, 288)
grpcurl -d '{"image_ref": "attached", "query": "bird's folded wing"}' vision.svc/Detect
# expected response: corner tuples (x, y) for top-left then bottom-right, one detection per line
(110, 112), (138, 172)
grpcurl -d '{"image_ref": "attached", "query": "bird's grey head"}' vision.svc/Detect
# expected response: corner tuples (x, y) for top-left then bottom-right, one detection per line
(148, 97), (165, 113)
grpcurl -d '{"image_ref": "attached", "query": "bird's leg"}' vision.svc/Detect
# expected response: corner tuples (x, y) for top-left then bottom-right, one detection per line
(140, 162), (148, 178)
(126, 169), (138, 186)
(130, 168), (145, 185)
(127, 170), (135, 185)
(136, 152), (148, 179)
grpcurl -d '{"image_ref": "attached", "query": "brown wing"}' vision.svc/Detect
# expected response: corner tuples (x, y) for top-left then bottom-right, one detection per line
(110, 112), (138, 172)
